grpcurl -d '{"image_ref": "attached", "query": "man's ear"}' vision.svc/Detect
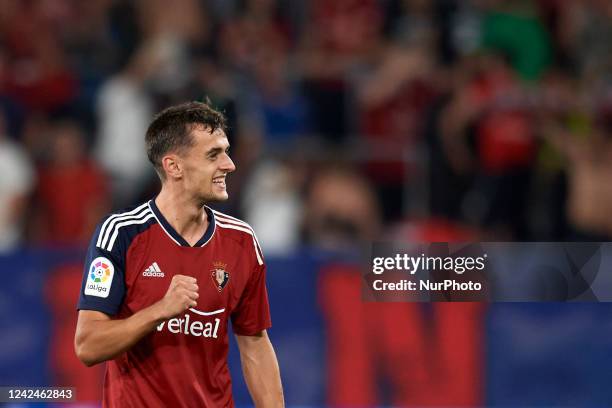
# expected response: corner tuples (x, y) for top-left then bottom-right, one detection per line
(162, 154), (182, 179)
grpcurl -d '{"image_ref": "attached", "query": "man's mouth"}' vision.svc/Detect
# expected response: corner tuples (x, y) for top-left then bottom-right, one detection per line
(213, 176), (226, 187)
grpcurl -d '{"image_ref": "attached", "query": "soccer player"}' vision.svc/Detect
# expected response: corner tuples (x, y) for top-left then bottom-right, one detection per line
(74, 101), (284, 407)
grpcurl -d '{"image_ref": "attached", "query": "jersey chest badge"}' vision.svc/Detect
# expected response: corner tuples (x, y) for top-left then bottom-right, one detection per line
(211, 261), (230, 292)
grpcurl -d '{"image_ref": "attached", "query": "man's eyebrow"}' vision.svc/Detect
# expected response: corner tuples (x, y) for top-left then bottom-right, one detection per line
(205, 145), (230, 156)
(206, 147), (223, 155)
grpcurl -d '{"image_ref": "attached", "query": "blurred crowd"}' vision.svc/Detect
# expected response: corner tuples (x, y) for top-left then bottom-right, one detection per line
(2, 0), (612, 254)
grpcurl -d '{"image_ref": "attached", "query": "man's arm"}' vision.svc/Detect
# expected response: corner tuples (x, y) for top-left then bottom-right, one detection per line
(74, 275), (199, 366)
(235, 330), (284, 407)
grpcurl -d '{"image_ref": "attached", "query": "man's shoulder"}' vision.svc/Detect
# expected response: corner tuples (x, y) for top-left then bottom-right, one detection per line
(93, 201), (157, 253)
(211, 208), (257, 237)
(211, 208), (264, 265)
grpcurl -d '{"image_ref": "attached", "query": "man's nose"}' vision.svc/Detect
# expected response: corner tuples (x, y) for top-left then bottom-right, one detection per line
(221, 153), (236, 173)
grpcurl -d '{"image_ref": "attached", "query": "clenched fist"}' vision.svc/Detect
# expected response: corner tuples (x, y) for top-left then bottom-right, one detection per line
(155, 275), (199, 320)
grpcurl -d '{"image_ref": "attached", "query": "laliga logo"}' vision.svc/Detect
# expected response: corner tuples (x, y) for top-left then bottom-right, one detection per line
(85, 257), (114, 298)
(90, 262), (111, 283)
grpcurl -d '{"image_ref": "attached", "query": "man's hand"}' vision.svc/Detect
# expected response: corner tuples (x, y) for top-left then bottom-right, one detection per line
(154, 275), (199, 320)
(75, 275), (199, 366)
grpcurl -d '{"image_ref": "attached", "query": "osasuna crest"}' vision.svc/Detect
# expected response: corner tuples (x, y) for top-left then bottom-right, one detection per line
(211, 261), (229, 292)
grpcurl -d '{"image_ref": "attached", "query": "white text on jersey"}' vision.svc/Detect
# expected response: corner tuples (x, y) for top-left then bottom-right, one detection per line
(156, 314), (220, 338)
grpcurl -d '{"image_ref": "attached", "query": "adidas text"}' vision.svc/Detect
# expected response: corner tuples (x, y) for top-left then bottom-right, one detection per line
(143, 270), (165, 277)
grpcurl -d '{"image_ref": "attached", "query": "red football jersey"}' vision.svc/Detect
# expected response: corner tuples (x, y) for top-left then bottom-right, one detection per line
(77, 199), (271, 407)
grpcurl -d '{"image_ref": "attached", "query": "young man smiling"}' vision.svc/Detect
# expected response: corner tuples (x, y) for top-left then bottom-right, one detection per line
(74, 101), (284, 407)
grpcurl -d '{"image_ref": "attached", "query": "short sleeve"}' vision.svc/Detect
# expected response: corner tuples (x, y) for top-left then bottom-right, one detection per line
(77, 220), (127, 316)
(231, 263), (272, 336)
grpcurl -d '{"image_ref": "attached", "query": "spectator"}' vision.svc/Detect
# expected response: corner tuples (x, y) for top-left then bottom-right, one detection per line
(299, 0), (385, 144)
(0, 112), (35, 252)
(543, 120), (612, 240)
(436, 54), (537, 238)
(481, 0), (552, 81)
(242, 158), (304, 255)
(0, 1), (78, 114)
(305, 164), (381, 249)
(94, 43), (156, 208)
(32, 120), (109, 246)
(239, 35), (310, 150)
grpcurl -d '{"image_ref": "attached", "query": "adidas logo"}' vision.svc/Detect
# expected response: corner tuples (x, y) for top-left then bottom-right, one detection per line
(143, 262), (165, 277)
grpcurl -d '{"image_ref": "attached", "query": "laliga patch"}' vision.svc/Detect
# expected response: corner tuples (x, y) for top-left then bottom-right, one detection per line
(85, 257), (114, 298)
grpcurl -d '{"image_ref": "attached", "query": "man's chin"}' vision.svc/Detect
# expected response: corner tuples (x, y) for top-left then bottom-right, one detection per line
(203, 192), (229, 203)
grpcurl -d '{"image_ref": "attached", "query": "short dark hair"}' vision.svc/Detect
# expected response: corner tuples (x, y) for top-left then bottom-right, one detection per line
(145, 101), (226, 177)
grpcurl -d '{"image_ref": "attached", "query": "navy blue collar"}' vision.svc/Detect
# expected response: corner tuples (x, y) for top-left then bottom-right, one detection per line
(149, 199), (215, 247)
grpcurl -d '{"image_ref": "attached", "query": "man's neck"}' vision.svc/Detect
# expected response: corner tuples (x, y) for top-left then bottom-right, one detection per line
(155, 188), (209, 246)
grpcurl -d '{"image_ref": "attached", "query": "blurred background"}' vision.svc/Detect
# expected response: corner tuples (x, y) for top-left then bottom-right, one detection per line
(1, 0), (612, 406)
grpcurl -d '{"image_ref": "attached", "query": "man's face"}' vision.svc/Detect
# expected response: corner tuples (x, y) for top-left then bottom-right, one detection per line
(178, 126), (235, 203)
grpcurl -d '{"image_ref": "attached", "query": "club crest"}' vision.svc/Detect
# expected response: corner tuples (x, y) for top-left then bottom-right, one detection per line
(211, 261), (229, 292)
